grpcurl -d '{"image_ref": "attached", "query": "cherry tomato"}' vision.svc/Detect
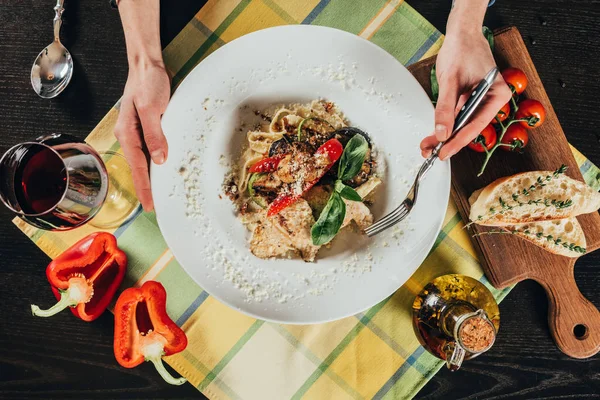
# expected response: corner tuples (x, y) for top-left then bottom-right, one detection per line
(468, 124), (497, 152)
(492, 103), (510, 124)
(502, 68), (528, 95)
(500, 124), (529, 151)
(515, 99), (546, 129)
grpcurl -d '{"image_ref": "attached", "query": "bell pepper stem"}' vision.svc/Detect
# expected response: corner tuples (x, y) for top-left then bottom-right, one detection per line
(147, 356), (187, 386)
(31, 289), (78, 318)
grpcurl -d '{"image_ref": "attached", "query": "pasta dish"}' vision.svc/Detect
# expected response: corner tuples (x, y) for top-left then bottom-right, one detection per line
(224, 100), (381, 262)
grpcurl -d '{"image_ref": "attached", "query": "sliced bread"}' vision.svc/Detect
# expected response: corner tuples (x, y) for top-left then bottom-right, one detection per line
(499, 218), (586, 258)
(469, 167), (600, 226)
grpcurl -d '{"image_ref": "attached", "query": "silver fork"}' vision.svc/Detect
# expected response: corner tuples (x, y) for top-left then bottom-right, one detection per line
(364, 67), (499, 237)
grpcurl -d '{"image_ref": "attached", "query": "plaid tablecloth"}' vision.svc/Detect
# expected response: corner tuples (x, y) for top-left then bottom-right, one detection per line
(13, 1), (600, 399)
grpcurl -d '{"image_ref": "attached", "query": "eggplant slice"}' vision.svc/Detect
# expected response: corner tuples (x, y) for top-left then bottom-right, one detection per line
(268, 137), (292, 157)
(330, 127), (372, 147)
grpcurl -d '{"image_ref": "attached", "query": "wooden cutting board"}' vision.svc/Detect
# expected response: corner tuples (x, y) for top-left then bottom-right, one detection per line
(408, 26), (600, 359)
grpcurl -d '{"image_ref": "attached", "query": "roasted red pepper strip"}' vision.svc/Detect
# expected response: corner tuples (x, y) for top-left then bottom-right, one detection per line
(114, 281), (188, 386)
(248, 154), (284, 173)
(267, 138), (343, 217)
(31, 232), (127, 322)
(317, 137), (344, 165)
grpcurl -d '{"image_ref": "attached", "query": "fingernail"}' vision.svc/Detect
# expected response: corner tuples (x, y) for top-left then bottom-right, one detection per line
(435, 124), (448, 139)
(152, 150), (165, 164)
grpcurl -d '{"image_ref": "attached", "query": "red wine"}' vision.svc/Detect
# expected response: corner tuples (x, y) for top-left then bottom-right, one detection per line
(15, 147), (67, 214)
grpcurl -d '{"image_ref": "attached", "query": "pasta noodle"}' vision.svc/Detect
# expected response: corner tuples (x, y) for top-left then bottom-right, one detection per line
(269, 109), (291, 133)
(247, 130), (282, 153)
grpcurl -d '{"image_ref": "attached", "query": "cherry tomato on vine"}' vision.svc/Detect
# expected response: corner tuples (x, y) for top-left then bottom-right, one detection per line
(468, 124), (497, 152)
(515, 99), (546, 129)
(492, 103), (510, 124)
(500, 124), (529, 151)
(502, 68), (528, 95)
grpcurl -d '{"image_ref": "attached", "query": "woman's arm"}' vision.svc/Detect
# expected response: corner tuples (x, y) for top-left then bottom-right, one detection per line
(420, 0), (511, 160)
(114, 0), (171, 212)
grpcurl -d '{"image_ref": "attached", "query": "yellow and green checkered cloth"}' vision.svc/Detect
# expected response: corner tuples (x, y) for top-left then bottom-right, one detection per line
(13, 1), (600, 399)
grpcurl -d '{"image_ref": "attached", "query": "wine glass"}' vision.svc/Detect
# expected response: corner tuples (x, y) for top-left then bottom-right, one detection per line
(0, 133), (140, 230)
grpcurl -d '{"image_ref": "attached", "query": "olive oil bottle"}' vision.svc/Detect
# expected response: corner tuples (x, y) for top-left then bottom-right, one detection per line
(412, 274), (500, 370)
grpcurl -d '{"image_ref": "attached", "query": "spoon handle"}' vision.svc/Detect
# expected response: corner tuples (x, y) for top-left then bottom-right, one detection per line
(53, 0), (65, 42)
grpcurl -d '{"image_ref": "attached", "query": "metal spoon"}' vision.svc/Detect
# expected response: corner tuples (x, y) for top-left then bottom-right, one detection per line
(31, 0), (73, 99)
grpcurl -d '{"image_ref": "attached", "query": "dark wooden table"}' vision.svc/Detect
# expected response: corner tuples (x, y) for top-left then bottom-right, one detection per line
(1, 1), (599, 398)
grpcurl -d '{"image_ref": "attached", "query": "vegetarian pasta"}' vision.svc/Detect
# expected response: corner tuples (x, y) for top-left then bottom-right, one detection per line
(224, 100), (382, 262)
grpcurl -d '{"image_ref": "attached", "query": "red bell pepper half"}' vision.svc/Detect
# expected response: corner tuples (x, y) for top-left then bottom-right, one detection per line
(267, 138), (343, 216)
(31, 232), (127, 322)
(114, 281), (188, 386)
(248, 154), (284, 173)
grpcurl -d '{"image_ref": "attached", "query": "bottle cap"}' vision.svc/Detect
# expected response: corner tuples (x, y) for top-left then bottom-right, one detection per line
(455, 309), (496, 354)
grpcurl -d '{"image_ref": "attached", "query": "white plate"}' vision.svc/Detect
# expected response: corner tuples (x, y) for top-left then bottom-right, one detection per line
(152, 25), (450, 324)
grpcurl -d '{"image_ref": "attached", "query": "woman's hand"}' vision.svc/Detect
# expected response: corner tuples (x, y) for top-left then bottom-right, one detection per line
(114, 0), (168, 212)
(420, 0), (511, 160)
(114, 60), (170, 212)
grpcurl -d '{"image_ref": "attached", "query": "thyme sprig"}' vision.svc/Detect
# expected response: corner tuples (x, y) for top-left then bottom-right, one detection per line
(498, 197), (573, 210)
(472, 228), (586, 254)
(476, 196), (573, 221)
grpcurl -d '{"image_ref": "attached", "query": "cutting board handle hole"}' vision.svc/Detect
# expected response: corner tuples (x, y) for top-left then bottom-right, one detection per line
(573, 324), (589, 340)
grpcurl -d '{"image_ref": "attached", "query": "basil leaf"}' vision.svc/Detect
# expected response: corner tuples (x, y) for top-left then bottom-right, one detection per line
(339, 186), (362, 202)
(335, 180), (362, 201)
(338, 134), (368, 181)
(311, 192), (346, 245)
(482, 26), (494, 52)
(430, 63), (439, 103)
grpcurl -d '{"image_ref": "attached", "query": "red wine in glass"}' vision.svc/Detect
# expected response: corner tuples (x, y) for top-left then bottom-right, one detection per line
(15, 146), (68, 215)
(0, 134), (109, 230)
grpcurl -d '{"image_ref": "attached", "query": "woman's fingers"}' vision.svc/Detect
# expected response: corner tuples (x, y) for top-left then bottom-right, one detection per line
(438, 81), (512, 160)
(420, 83), (470, 157)
(420, 134), (439, 158)
(433, 78), (460, 142)
(114, 98), (154, 212)
(420, 78), (459, 158)
(137, 104), (168, 165)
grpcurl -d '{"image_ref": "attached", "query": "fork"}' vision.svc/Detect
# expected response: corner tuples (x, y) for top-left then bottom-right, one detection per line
(364, 67), (499, 237)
